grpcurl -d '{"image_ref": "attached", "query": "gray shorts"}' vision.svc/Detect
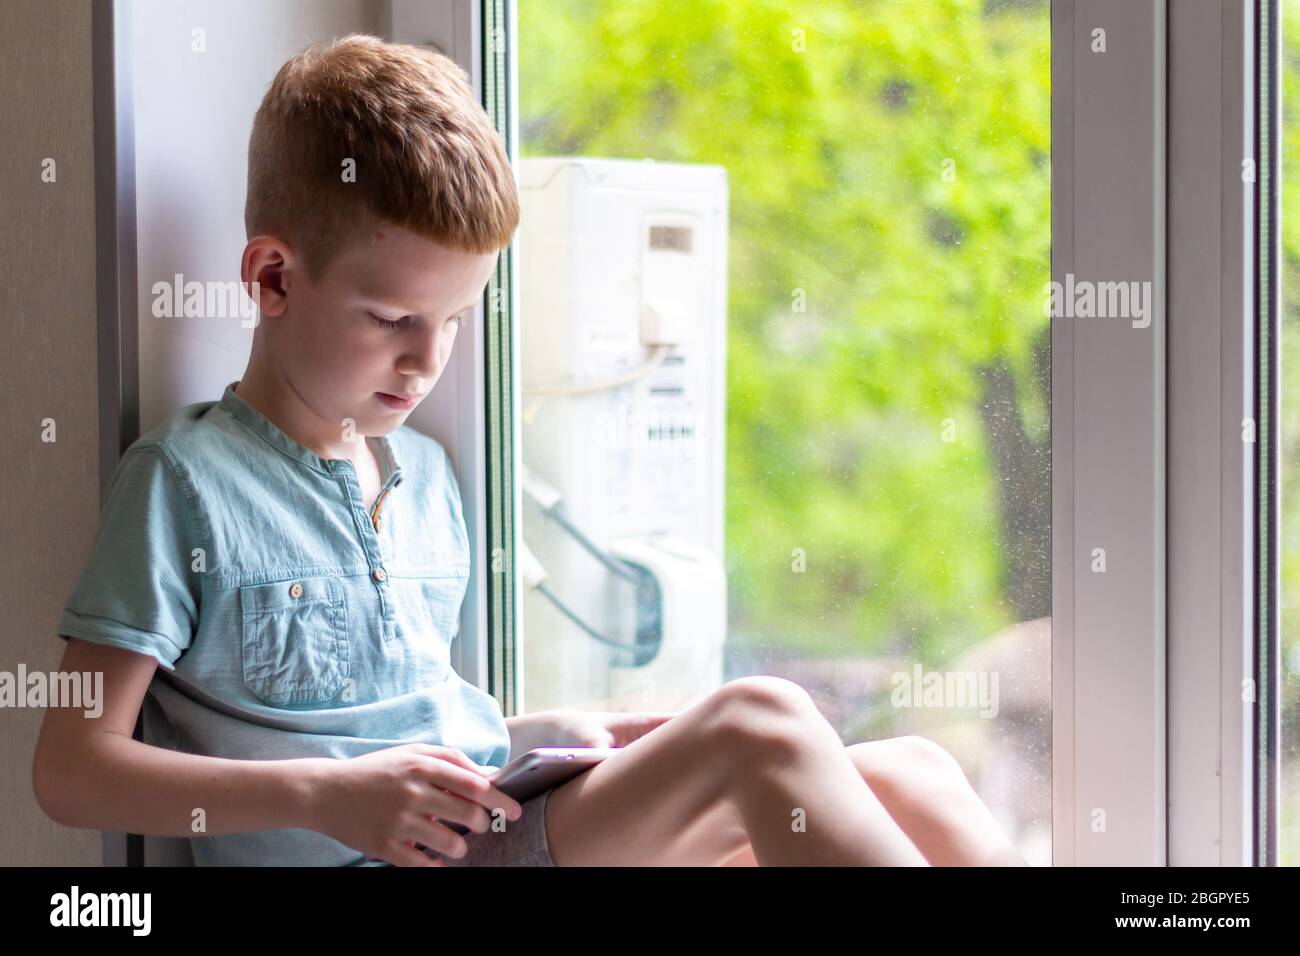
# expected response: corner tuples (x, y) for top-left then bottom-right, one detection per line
(430, 787), (555, 867)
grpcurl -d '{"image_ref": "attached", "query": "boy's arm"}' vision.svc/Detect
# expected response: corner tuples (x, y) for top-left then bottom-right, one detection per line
(504, 709), (681, 761)
(504, 713), (546, 761)
(506, 711), (597, 759)
(32, 638), (329, 836)
(502, 709), (628, 758)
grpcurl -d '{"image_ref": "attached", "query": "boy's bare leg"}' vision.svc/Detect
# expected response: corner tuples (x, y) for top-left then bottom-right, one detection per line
(844, 736), (1027, 865)
(719, 736), (1027, 866)
(720, 844), (759, 866)
(541, 676), (928, 866)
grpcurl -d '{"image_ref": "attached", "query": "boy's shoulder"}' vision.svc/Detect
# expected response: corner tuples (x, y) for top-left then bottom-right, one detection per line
(135, 397), (223, 445)
(121, 397), (233, 468)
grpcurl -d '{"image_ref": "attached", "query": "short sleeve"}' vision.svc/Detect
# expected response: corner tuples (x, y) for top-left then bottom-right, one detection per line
(57, 444), (202, 670)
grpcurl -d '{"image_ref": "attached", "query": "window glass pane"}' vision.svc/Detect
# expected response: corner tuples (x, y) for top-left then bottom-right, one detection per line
(516, 0), (1051, 865)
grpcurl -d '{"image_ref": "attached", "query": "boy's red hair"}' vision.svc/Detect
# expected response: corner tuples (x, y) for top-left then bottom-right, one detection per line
(244, 33), (519, 280)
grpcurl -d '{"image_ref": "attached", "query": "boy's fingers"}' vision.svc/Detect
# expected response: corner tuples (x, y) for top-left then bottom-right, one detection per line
(411, 759), (522, 818)
(407, 817), (470, 858)
(388, 841), (443, 868)
(412, 744), (480, 771)
(414, 746), (502, 780)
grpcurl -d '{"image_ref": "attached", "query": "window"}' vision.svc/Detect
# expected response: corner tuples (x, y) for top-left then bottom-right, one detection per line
(513, 0), (1052, 865)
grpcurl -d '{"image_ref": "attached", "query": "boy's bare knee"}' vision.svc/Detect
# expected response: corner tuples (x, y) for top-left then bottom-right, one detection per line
(707, 677), (829, 766)
(874, 738), (980, 819)
(716, 675), (816, 716)
(897, 735), (966, 780)
(848, 735), (968, 801)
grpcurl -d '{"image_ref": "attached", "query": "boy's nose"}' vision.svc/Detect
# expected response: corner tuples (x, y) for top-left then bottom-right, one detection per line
(403, 332), (446, 381)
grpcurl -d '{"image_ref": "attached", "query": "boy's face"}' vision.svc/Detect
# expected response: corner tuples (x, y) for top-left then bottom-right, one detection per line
(244, 217), (499, 444)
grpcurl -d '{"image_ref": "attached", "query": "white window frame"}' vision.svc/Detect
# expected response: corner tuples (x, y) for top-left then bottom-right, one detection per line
(1165, 0), (1260, 867)
(1052, 0), (1168, 866)
(1054, 0), (1263, 865)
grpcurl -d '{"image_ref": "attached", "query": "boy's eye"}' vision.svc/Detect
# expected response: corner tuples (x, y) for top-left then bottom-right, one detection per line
(367, 312), (466, 331)
(367, 311), (408, 330)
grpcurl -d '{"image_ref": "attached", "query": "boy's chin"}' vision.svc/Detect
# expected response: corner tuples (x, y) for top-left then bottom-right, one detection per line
(362, 417), (405, 434)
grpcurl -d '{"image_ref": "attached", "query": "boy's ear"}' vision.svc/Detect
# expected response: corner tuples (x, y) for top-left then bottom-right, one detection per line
(242, 237), (291, 318)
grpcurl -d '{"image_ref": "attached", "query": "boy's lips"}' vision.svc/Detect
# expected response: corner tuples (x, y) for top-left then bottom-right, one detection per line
(376, 391), (421, 410)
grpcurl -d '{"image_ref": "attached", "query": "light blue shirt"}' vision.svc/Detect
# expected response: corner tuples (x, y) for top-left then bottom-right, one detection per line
(57, 380), (511, 865)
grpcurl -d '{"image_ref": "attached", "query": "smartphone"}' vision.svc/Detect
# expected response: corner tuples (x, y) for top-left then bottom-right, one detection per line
(424, 747), (620, 841)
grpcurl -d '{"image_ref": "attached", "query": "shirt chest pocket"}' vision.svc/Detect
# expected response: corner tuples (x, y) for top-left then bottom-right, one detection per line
(239, 577), (349, 706)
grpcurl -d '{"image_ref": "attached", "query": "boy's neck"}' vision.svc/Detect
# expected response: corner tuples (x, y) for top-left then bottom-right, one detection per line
(233, 368), (375, 469)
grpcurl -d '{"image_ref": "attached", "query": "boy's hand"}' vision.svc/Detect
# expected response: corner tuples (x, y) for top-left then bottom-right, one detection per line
(507, 708), (677, 757)
(307, 743), (523, 867)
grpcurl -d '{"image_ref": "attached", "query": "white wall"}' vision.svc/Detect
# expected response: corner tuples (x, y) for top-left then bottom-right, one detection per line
(132, 0), (385, 432)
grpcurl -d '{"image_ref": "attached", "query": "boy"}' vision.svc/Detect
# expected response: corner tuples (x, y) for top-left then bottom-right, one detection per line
(32, 34), (1025, 867)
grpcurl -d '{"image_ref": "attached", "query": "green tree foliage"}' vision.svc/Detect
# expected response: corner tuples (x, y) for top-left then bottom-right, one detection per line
(519, 0), (1050, 663)
(1279, 0), (1300, 864)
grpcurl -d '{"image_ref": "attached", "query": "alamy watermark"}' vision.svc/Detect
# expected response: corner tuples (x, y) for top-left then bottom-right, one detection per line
(889, 663), (1000, 719)
(0, 665), (102, 717)
(49, 886), (150, 935)
(152, 274), (260, 328)
(1043, 273), (1152, 328)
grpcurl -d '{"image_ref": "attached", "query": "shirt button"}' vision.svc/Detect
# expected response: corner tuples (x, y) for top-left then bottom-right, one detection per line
(372, 568), (387, 583)
(288, 582), (303, 599)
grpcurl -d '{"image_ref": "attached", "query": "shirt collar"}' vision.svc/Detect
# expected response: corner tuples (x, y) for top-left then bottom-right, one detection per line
(219, 380), (403, 485)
